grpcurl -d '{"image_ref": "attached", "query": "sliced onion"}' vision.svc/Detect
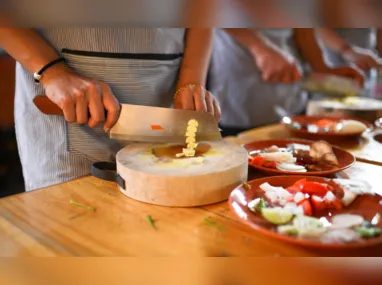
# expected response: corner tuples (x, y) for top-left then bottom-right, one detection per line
(333, 179), (374, 195)
(331, 214), (364, 229)
(321, 229), (361, 243)
(341, 189), (358, 207)
(276, 163), (307, 173)
(324, 191), (336, 202)
(259, 152), (294, 163)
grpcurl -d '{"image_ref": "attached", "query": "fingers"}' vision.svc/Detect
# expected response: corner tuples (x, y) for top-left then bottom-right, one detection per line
(205, 91), (214, 114)
(174, 85), (220, 121)
(75, 90), (88, 124)
(100, 82), (121, 131)
(355, 55), (380, 71)
(212, 96), (221, 121)
(176, 86), (195, 110)
(87, 81), (105, 128)
(261, 64), (300, 84)
(205, 91), (221, 121)
(61, 96), (76, 123)
(193, 86), (207, 112)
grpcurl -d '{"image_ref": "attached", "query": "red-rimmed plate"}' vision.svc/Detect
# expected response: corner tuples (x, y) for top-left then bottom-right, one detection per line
(282, 115), (373, 140)
(229, 176), (382, 249)
(245, 139), (355, 177)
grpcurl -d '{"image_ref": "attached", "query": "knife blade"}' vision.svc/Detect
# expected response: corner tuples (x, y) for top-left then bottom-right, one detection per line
(33, 95), (222, 144)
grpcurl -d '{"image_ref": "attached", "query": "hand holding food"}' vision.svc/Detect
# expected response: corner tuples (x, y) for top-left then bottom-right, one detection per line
(174, 85), (221, 121)
(321, 66), (366, 88)
(40, 63), (120, 131)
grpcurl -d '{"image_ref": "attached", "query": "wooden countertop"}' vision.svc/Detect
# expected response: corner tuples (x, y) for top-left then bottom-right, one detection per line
(1, 124), (382, 257)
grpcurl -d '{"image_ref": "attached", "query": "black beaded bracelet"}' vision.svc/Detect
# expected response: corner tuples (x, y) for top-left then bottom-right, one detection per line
(33, 57), (66, 83)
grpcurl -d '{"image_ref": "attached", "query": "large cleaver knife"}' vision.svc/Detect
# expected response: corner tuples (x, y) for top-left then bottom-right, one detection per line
(33, 95), (222, 144)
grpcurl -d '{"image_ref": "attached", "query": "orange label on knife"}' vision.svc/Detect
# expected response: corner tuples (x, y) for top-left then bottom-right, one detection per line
(151, 125), (164, 131)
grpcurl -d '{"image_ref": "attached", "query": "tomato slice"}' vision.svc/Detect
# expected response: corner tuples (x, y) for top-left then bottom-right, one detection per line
(286, 186), (301, 194)
(293, 179), (307, 190)
(251, 156), (265, 166)
(311, 195), (343, 212)
(330, 198), (343, 210)
(285, 195), (295, 202)
(315, 119), (336, 128)
(311, 195), (325, 212)
(298, 199), (313, 216)
(263, 161), (277, 169)
(301, 182), (329, 196)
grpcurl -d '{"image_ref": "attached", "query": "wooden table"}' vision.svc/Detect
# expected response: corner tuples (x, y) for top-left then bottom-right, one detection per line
(1, 125), (382, 257)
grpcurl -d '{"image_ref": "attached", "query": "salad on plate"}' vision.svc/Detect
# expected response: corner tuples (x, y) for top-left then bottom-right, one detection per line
(248, 141), (340, 173)
(246, 178), (381, 243)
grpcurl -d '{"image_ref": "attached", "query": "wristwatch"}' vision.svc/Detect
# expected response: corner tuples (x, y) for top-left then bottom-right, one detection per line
(33, 57), (66, 83)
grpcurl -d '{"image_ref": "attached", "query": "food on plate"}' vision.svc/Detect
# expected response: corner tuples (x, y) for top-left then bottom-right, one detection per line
(248, 141), (339, 173)
(340, 120), (368, 133)
(262, 207), (294, 225)
(320, 97), (382, 109)
(176, 119), (199, 158)
(299, 118), (368, 134)
(246, 178), (381, 243)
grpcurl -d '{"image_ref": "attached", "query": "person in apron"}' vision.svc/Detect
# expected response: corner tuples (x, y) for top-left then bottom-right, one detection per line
(208, 28), (367, 137)
(208, 28), (307, 137)
(0, 28), (220, 191)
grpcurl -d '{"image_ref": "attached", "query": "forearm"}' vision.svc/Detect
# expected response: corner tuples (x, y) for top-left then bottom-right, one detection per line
(223, 28), (273, 56)
(0, 28), (60, 74)
(224, 28), (284, 57)
(177, 28), (213, 88)
(315, 28), (351, 53)
(293, 28), (329, 72)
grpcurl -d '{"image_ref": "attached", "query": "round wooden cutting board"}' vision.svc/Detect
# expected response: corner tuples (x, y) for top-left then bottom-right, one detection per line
(115, 140), (248, 207)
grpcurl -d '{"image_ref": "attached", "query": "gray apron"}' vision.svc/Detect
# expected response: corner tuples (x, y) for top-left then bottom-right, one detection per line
(208, 28), (308, 129)
(14, 28), (185, 191)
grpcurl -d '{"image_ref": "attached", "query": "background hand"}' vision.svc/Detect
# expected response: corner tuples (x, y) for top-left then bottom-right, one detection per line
(322, 66), (366, 87)
(252, 45), (303, 84)
(342, 47), (382, 72)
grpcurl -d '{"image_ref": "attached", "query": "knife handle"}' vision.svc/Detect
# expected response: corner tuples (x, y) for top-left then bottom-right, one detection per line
(33, 95), (64, 115)
(33, 95), (111, 117)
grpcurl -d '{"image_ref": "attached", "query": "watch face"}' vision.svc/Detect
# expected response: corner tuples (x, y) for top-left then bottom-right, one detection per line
(33, 72), (42, 81)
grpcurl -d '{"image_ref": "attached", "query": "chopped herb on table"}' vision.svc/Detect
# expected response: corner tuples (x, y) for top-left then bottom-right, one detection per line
(248, 198), (266, 212)
(204, 218), (225, 231)
(243, 182), (251, 190)
(69, 200), (96, 211)
(147, 215), (156, 229)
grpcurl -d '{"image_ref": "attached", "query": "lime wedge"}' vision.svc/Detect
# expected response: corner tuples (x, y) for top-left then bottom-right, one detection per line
(262, 207), (293, 225)
(277, 225), (298, 236)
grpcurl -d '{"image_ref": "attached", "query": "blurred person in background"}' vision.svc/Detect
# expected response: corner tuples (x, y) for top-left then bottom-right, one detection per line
(315, 28), (381, 73)
(0, 28), (220, 191)
(208, 28), (364, 137)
